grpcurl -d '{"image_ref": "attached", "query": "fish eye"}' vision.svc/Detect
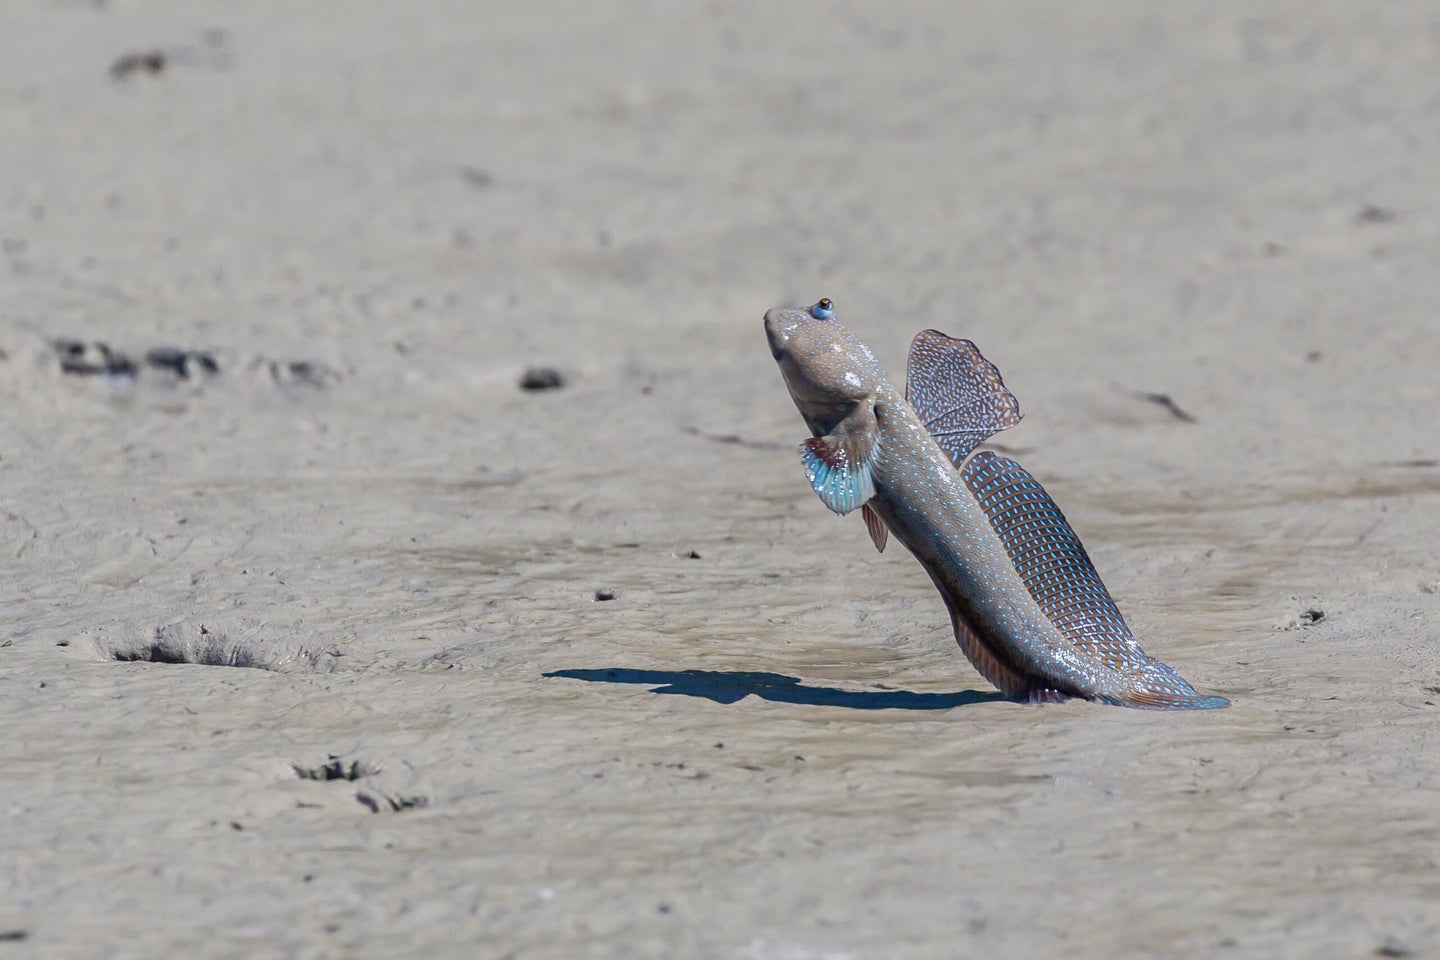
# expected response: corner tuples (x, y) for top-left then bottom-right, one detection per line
(809, 298), (834, 320)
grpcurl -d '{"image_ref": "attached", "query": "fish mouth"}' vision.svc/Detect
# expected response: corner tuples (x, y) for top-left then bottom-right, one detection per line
(763, 309), (787, 360)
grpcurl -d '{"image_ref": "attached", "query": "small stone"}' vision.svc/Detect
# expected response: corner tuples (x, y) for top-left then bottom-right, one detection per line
(1356, 206), (1397, 225)
(520, 367), (565, 391)
(593, 589), (616, 602)
(458, 166), (494, 189)
(111, 51), (166, 80)
(1375, 935), (1412, 957)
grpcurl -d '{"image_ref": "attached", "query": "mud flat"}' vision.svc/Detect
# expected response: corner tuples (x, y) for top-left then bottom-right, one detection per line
(2, 1), (1438, 957)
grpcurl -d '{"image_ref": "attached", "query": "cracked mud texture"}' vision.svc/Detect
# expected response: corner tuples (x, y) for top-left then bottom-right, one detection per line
(2, 1), (1439, 958)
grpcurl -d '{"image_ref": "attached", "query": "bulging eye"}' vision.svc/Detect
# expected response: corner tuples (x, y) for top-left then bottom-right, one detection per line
(809, 298), (834, 320)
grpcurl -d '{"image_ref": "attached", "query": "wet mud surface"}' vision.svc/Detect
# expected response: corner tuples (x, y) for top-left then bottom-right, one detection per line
(2, 1), (1440, 957)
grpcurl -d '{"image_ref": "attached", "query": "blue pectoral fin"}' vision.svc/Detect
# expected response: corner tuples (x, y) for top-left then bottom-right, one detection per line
(800, 435), (877, 516)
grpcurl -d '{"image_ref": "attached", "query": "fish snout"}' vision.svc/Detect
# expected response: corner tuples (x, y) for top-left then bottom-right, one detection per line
(763, 308), (791, 359)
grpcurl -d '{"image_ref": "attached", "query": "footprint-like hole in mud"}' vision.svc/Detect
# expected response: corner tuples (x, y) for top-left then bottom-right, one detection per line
(111, 633), (271, 669)
(293, 755), (378, 782)
(90, 623), (339, 673)
(112, 648), (261, 666)
(355, 789), (429, 814)
(266, 358), (340, 388)
(293, 754), (428, 813)
(53, 338), (137, 377)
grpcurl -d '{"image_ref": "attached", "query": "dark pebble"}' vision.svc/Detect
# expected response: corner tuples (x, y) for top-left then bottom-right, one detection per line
(459, 166), (494, 189)
(111, 51), (166, 80)
(1357, 206), (1397, 225)
(520, 367), (565, 391)
(593, 590), (616, 602)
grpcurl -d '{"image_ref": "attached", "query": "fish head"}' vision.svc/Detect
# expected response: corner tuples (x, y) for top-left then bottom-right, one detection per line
(764, 298), (884, 431)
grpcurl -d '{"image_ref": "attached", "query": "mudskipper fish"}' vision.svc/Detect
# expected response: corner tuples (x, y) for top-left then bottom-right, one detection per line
(764, 298), (1227, 709)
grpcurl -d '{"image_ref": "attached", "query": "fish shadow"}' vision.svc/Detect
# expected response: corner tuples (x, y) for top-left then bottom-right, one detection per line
(544, 668), (1002, 710)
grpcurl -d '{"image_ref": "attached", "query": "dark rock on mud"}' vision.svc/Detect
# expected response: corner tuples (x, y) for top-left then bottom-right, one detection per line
(110, 51), (166, 80)
(519, 367), (565, 391)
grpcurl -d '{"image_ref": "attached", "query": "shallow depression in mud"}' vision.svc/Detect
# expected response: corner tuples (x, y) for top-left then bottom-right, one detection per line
(80, 621), (343, 673)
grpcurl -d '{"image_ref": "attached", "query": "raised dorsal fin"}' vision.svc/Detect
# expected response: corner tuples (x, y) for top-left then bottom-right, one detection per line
(905, 330), (1021, 467)
(961, 451), (1227, 710)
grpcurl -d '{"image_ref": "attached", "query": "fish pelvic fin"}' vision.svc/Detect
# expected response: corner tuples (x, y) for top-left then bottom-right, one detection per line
(904, 330), (1021, 468)
(799, 403), (879, 516)
(861, 503), (888, 553)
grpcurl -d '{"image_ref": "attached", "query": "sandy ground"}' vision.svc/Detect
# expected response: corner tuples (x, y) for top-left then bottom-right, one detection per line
(3, 1), (1440, 957)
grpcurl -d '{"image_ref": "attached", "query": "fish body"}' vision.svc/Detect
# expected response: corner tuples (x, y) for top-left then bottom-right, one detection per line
(764, 298), (1227, 709)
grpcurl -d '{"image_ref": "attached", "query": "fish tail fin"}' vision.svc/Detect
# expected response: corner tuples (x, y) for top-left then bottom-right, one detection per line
(1102, 660), (1229, 710)
(1104, 690), (1230, 710)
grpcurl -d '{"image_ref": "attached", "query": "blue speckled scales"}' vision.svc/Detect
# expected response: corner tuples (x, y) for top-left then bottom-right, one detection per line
(962, 452), (1140, 666)
(905, 330), (1022, 466)
(962, 451), (1227, 709)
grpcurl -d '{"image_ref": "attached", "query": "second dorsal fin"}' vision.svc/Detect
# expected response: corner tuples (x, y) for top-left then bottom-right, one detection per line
(960, 451), (1228, 709)
(905, 330), (1021, 467)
